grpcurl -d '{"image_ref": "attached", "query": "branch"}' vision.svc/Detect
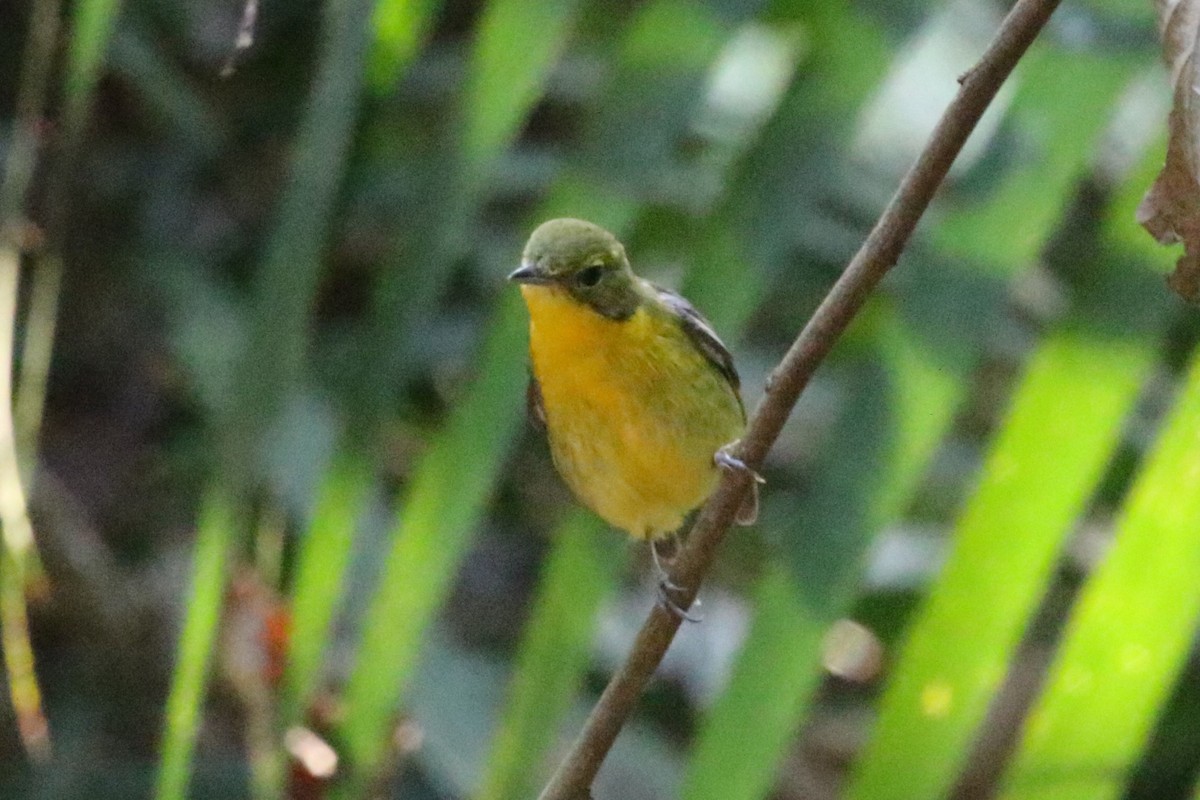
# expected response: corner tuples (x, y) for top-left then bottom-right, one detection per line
(537, 0), (1062, 796)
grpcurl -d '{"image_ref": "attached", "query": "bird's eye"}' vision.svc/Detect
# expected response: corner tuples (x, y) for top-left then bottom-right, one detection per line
(576, 265), (604, 288)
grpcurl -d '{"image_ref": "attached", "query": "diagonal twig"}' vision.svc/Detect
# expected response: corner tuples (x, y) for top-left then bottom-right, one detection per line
(537, 0), (1063, 796)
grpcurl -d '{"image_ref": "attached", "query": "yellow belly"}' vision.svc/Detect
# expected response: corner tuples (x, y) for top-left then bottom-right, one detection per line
(521, 285), (743, 539)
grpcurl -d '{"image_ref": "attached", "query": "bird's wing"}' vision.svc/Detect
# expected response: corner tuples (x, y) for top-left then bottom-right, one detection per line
(527, 373), (547, 430)
(657, 284), (757, 521)
(652, 284), (741, 393)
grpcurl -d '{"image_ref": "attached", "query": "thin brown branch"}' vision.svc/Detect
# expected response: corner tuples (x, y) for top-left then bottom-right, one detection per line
(537, 0), (1063, 796)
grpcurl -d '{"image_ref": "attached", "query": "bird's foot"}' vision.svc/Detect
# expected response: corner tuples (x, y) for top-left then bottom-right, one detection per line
(656, 580), (703, 623)
(714, 442), (766, 484)
(651, 535), (702, 623)
(715, 441), (764, 526)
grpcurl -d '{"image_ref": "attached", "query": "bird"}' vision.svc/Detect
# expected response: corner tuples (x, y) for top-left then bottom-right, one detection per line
(509, 218), (760, 617)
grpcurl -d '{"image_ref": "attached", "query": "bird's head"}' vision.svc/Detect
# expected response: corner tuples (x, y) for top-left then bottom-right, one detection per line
(510, 218), (642, 320)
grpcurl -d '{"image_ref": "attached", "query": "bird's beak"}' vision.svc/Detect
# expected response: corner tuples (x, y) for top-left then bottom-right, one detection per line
(508, 261), (553, 285)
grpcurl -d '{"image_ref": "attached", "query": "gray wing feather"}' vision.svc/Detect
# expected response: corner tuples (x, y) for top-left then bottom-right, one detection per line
(655, 285), (759, 525)
(653, 284), (741, 392)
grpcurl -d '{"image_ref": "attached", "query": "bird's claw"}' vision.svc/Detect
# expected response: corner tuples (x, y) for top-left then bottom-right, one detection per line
(658, 573), (685, 594)
(714, 443), (765, 484)
(651, 535), (702, 622)
(657, 580), (703, 623)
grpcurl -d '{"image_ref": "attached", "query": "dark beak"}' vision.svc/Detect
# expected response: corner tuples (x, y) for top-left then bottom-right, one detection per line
(508, 262), (553, 285)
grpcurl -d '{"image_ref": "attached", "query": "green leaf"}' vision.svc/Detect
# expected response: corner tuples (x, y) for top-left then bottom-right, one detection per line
(154, 488), (238, 800)
(62, 0), (123, 133)
(1000, 351), (1200, 800)
(617, 0), (726, 70)
(462, 0), (586, 171)
(368, 0), (440, 93)
(335, 292), (529, 790)
(475, 512), (622, 800)
(281, 450), (375, 723)
(846, 330), (1154, 800)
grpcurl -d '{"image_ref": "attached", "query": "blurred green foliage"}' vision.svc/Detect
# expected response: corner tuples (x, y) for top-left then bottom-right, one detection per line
(0, 0), (1196, 799)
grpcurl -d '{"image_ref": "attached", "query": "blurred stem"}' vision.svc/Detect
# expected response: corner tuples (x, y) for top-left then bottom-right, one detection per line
(537, 0), (1063, 795)
(0, 249), (48, 762)
(155, 488), (239, 800)
(247, 686), (283, 800)
(254, 501), (287, 590)
(0, 0), (119, 770)
(14, 254), (62, 479)
(3, 0), (65, 471)
(248, 505), (288, 800)
(0, 0), (71, 765)
(0, 0), (61, 228)
(16, 0), (124, 477)
(0, 548), (45, 757)
(280, 449), (372, 725)
(43, 0), (123, 252)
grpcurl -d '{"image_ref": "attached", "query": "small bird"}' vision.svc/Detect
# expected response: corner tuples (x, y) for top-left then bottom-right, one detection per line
(510, 218), (759, 614)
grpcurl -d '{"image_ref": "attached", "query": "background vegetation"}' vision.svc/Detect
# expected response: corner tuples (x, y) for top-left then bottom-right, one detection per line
(0, 0), (1194, 798)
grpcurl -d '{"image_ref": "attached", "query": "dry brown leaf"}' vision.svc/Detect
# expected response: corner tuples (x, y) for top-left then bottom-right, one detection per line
(1138, 0), (1200, 302)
